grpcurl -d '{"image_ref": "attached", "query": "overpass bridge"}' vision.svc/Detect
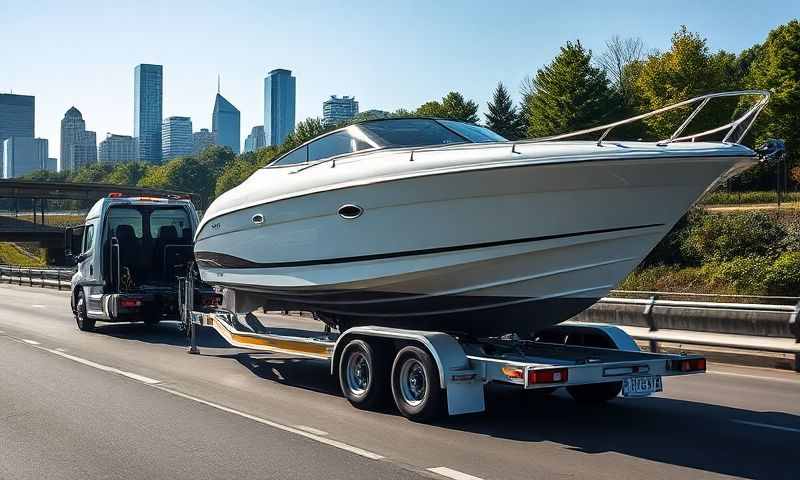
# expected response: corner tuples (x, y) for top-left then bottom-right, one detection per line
(0, 179), (194, 265)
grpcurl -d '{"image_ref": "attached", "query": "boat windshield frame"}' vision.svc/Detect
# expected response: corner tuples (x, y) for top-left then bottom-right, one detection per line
(265, 118), (507, 169)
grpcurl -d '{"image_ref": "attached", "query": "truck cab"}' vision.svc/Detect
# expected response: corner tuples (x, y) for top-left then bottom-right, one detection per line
(67, 194), (199, 331)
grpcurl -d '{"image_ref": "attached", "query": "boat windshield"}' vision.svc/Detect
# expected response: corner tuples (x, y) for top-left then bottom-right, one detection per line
(438, 120), (508, 143)
(357, 119), (469, 148)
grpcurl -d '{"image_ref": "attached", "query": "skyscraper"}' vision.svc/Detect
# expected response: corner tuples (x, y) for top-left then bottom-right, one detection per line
(134, 64), (163, 163)
(192, 128), (216, 155)
(98, 134), (137, 164)
(162, 116), (193, 160)
(243, 125), (266, 153)
(0, 93), (35, 167)
(323, 95), (359, 126)
(60, 107), (97, 170)
(264, 69), (296, 146)
(2, 137), (47, 178)
(212, 94), (240, 153)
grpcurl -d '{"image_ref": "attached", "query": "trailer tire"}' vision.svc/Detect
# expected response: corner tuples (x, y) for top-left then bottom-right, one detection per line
(338, 339), (389, 410)
(567, 381), (622, 404)
(75, 290), (95, 332)
(391, 346), (443, 422)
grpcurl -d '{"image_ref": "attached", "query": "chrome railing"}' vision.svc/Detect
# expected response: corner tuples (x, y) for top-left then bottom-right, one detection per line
(518, 89), (771, 147)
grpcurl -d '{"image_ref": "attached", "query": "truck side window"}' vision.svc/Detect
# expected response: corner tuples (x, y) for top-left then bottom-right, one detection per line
(82, 225), (95, 253)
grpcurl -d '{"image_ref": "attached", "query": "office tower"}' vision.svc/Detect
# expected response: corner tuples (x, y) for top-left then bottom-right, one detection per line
(212, 93), (240, 153)
(243, 125), (266, 152)
(60, 107), (97, 170)
(162, 116), (193, 160)
(134, 63), (163, 163)
(192, 128), (216, 155)
(264, 69), (296, 146)
(0, 93), (35, 167)
(2, 137), (47, 178)
(98, 134), (137, 164)
(322, 95), (359, 126)
(47, 157), (58, 172)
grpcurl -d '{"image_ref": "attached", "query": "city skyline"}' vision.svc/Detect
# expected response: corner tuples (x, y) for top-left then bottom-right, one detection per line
(2, 1), (797, 161)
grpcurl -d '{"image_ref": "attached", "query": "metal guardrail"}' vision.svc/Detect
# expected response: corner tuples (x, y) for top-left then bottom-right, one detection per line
(0, 264), (75, 291)
(595, 292), (800, 371)
(1, 268), (797, 370)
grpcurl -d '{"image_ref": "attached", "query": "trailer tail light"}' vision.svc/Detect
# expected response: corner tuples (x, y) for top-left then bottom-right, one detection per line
(528, 368), (569, 385)
(671, 358), (706, 372)
(119, 298), (142, 308)
(108, 192), (123, 198)
(501, 366), (524, 380)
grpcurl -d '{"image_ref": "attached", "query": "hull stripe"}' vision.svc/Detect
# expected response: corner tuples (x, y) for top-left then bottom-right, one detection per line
(195, 223), (662, 269)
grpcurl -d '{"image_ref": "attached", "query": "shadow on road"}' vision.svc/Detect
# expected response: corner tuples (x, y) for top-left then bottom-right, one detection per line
(90, 321), (797, 479)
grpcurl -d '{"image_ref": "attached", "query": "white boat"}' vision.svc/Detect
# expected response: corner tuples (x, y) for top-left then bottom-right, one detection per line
(194, 91), (774, 336)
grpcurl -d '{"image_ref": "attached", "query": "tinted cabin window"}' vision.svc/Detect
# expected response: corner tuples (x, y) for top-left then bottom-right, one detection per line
(358, 119), (466, 147)
(439, 120), (507, 143)
(307, 131), (372, 162)
(151, 208), (190, 240)
(273, 146), (308, 166)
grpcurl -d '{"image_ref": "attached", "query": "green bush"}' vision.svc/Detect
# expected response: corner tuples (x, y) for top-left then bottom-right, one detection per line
(706, 256), (772, 295)
(765, 252), (800, 295)
(681, 211), (786, 263)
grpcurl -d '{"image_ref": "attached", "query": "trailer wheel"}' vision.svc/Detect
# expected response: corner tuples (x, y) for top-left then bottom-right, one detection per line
(75, 290), (95, 332)
(338, 339), (389, 410)
(567, 381), (622, 404)
(391, 346), (443, 422)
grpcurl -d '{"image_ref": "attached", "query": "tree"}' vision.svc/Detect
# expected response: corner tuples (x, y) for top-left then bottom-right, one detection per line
(105, 162), (151, 186)
(197, 145), (235, 176)
(68, 163), (114, 183)
(138, 157), (213, 207)
(629, 26), (738, 139)
(416, 92), (479, 123)
(746, 20), (800, 177)
(521, 40), (619, 138)
(597, 36), (646, 107)
(485, 82), (525, 139)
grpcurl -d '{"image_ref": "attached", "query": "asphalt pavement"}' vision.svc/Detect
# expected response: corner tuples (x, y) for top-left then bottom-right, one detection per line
(1, 283), (798, 480)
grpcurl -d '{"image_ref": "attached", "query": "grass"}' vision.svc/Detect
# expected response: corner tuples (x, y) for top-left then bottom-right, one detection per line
(0, 243), (46, 267)
(701, 190), (800, 205)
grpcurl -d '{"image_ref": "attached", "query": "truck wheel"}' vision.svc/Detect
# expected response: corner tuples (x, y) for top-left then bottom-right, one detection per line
(75, 290), (96, 332)
(338, 339), (388, 410)
(391, 346), (444, 422)
(567, 381), (622, 404)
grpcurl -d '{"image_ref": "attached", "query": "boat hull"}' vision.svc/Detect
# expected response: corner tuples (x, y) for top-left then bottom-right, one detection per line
(195, 151), (755, 336)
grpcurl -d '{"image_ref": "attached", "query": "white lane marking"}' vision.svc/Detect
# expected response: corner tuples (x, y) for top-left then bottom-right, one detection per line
(154, 385), (384, 460)
(40, 346), (161, 385)
(708, 370), (800, 385)
(428, 467), (485, 480)
(22, 339), (40, 345)
(294, 425), (329, 436)
(733, 420), (800, 433)
(31, 304), (46, 308)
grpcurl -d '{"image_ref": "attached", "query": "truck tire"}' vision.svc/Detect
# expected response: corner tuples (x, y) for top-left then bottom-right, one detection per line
(75, 290), (96, 332)
(338, 339), (389, 410)
(390, 345), (444, 422)
(567, 381), (622, 404)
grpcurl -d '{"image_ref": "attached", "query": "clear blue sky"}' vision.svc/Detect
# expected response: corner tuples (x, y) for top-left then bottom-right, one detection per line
(2, 0), (797, 159)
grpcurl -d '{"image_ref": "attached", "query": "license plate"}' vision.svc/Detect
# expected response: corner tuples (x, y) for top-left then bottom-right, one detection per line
(622, 375), (662, 397)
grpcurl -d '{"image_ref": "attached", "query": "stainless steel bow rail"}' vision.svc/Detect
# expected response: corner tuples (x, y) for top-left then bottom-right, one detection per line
(517, 89), (772, 147)
(0, 264), (75, 290)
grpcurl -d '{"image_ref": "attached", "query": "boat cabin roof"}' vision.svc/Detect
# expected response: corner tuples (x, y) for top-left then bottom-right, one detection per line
(267, 118), (508, 168)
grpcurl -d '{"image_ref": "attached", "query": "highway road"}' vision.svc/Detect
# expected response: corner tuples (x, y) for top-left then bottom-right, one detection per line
(1, 283), (798, 480)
